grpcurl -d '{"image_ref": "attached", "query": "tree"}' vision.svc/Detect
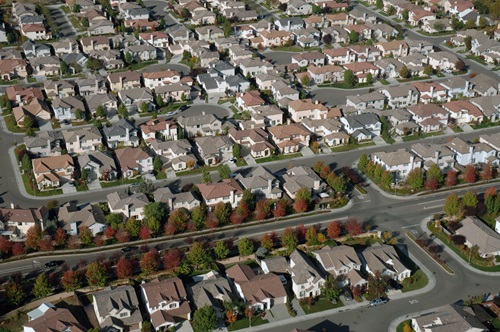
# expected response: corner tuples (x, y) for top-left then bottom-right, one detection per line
(218, 164), (231, 179)
(281, 227), (298, 254)
(223, 19), (232, 38)
(305, 226), (318, 246)
(376, 0), (383, 9)
(464, 36), (472, 51)
(125, 51), (133, 65)
(60, 60), (69, 75)
(118, 103), (128, 119)
(445, 169), (457, 188)
(374, 164), (384, 183)
(293, 198), (309, 213)
(349, 30), (359, 44)
(115, 257), (134, 279)
(226, 309), (238, 325)
(140, 250), (160, 275)
(403, 322), (412, 332)
(241, 189), (254, 210)
(214, 202), (232, 225)
(33, 273), (52, 298)
(455, 60), (465, 71)
(327, 220), (341, 239)
(86, 261), (108, 287)
(481, 162), (493, 182)
(344, 70), (355, 87)
(79, 226), (94, 246)
(254, 200), (270, 220)
(323, 34), (333, 45)
(163, 248), (183, 271)
(140, 102), (149, 113)
(137, 178), (155, 196)
(464, 18), (475, 29)
(478, 16), (487, 29)
(301, 75), (311, 87)
(139, 226), (152, 239)
(464, 164), (477, 184)
(427, 164), (443, 184)
(12, 242), (25, 256)
(424, 177), (438, 192)
(167, 208), (190, 233)
(313, 160), (325, 173)
(126, 218), (142, 238)
(358, 153), (369, 171)
(344, 218), (363, 236)
(82, 17), (89, 28)
(273, 198), (288, 218)
(233, 143), (242, 159)
(261, 233), (274, 251)
(380, 171), (393, 190)
(238, 238), (254, 257)
(142, 321), (152, 332)
(187, 242), (211, 268)
(402, 9), (409, 21)
(0, 236), (12, 254)
(23, 115), (35, 128)
(191, 204), (207, 230)
(366, 72), (373, 84)
(192, 305), (218, 332)
(214, 240), (230, 260)
(399, 66), (410, 79)
(407, 168), (424, 190)
(320, 165), (332, 179)
(26, 224), (42, 251)
(323, 275), (342, 302)
(144, 202), (167, 223)
(424, 65), (433, 76)
(443, 193), (461, 217)
(61, 270), (81, 291)
(22, 154), (32, 173)
(202, 169), (212, 183)
(462, 191), (478, 208)
(331, 175), (347, 195)
(6, 280), (24, 306)
(153, 155), (163, 173)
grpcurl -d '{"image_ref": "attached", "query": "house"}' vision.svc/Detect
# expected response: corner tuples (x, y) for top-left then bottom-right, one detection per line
(282, 166), (325, 199)
(470, 73), (500, 97)
(293, 28), (321, 48)
(246, 105), (283, 128)
(62, 127), (102, 155)
(155, 83), (193, 103)
(177, 112), (223, 137)
(32, 155), (75, 190)
(288, 99), (329, 123)
(274, 17), (304, 31)
(195, 136), (233, 165)
(288, 250), (325, 299)
(407, 104), (449, 131)
(235, 166), (282, 200)
(236, 90), (265, 111)
(346, 92), (386, 111)
(6, 85), (44, 107)
(58, 202), (106, 236)
(0, 59), (28, 80)
(422, 18), (453, 34)
(226, 264), (287, 310)
(258, 30), (294, 48)
(0, 206), (48, 237)
(427, 51), (460, 71)
(410, 143), (456, 170)
(197, 178), (244, 208)
(313, 245), (366, 287)
(340, 113), (382, 141)
(406, 39), (434, 55)
(21, 24), (49, 40)
(30, 56), (61, 77)
(371, 149), (423, 180)
(456, 216), (500, 258)
(470, 96), (500, 123)
(446, 137), (498, 166)
(103, 118), (140, 148)
(442, 100), (483, 124)
(108, 71), (142, 92)
(12, 98), (51, 127)
(361, 243), (411, 281)
(343, 62), (380, 83)
(141, 277), (191, 331)
(150, 139), (196, 171)
(24, 131), (62, 157)
(255, 72), (285, 91)
(44, 80), (76, 99)
(307, 64), (344, 84)
(286, 0), (312, 16)
(324, 48), (355, 65)
(411, 304), (488, 332)
(80, 36), (110, 53)
(480, 133), (500, 152)
(412, 81), (449, 104)
(374, 58), (405, 79)
(107, 192), (149, 220)
(115, 147), (153, 178)
(375, 40), (409, 58)
(140, 119), (178, 142)
(236, 58), (274, 77)
(189, 271), (234, 320)
(23, 303), (86, 332)
(303, 118), (348, 146)
(51, 96), (85, 122)
(380, 86), (420, 109)
(268, 123), (311, 154)
(93, 286), (143, 332)
(153, 187), (200, 211)
(86, 93), (118, 115)
(272, 81), (300, 106)
(195, 26), (224, 42)
(143, 70), (181, 89)
(440, 76), (472, 99)
(124, 44), (157, 62)
(118, 87), (154, 113)
(228, 127), (274, 159)
(78, 151), (117, 181)
(75, 76), (107, 96)
(88, 19), (115, 35)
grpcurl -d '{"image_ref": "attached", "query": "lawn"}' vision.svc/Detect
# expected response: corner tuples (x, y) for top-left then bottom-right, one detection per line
(227, 316), (268, 331)
(21, 172), (63, 196)
(255, 153), (302, 164)
(128, 60), (158, 71)
(379, 79), (391, 85)
(155, 172), (167, 180)
(341, 237), (382, 248)
(396, 320), (412, 332)
(397, 76), (431, 83)
(471, 121), (500, 129)
(5, 114), (29, 133)
(331, 142), (376, 152)
(229, 105), (242, 120)
(0, 311), (29, 332)
(271, 45), (322, 52)
(160, 101), (192, 115)
(235, 158), (247, 167)
(401, 270), (428, 293)
(218, 97), (235, 105)
(317, 82), (373, 89)
(402, 131), (443, 142)
(100, 178), (140, 188)
(176, 166), (218, 176)
(450, 125), (463, 133)
(68, 15), (85, 32)
(300, 297), (343, 315)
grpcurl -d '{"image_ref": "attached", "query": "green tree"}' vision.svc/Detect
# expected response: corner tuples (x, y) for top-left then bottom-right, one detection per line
(72, 4), (79, 12)
(155, 95), (164, 108)
(344, 70), (355, 87)
(141, 321), (153, 332)
(295, 187), (311, 202)
(202, 169), (212, 183)
(423, 65), (433, 76)
(331, 176), (347, 195)
(140, 102), (149, 113)
(241, 189), (254, 211)
(233, 143), (242, 159)
(95, 105), (106, 118)
(24, 115), (35, 128)
(33, 274), (52, 298)
(118, 103), (128, 119)
(376, 0), (383, 9)
(478, 16), (487, 29)
(82, 17), (89, 28)
(60, 60), (69, 75)
(144, 202), (167, 222)
(305, 226), (318, 246)
(6, 280), (24, 306)
(464, 36), (472, 51)
(281, 227), (298, 254)
(86, 261), (108, 287)
(137, 178), (154, 196)
(366, 72), (373, 84)
(191, 204), (207, 230)
(214, 202), (232, 224)
(443, 193), (461, 217)
(406, 168), (424, 190)
(153, 155), (163, 173)
(147, 217), (161, 234)
(464, 19), (475, 29)
(126, 218), (142, 238)
(79, 226), (94, 246)
(125, 51), (133, 65)
(192, 305), (218, 332)
(238, 237), (254, 257)
(399, 65), (410, 78)
(217, 164), (231, 179)
(402, 9), (409, 21)
(323, 275), (341, 302)
(374, 164), (384, 183)
(214, 240), (230, 260)
(462, 191), (478, 208)
(349, 30), (359, 44)
(75, 108), (85, 120)
(223, 19), (232, 37)
(187, 242), (212, 268)
(358, 153), (369, 171)
(301, 75), (311, 87)
(426, 164), (443, 184)
(22, 154), (32, 173)
(380, 171), (393, 189)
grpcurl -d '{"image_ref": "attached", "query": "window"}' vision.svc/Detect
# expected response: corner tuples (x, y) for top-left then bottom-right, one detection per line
(119, 312), (127, 317)
(169, 303), (177, 308)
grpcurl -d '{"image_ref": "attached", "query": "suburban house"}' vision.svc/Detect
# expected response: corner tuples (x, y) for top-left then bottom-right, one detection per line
(23, 303), (86, 332)
(12, 98), (51, 128)
(124, 44), (157, 62)
(480, 133), (500, 152)
(426, 51), (460, 71)
(143, 70), (181, 89)
(24, 131), (63, 157)
(411, 304), (488, 332)
(103, 119), (140, 148)
(177, 113), (223, 137)
(57, 202), (106, 236)
(0, 59), (28, 80)
(153, 187), (200, 211)
(228, 127), (274, 159)
(150, 139), (196, 171)
(32, 155), (75, 190)
(288, 249), (325, 299)
(412, 81), (449, 104)
(197, 178), (244, 208)
(107, 192), (149, 220)
(410, 143), (456, 170)
(281, 166), (325, 199)
(108, 71), (142, 92)
(268, 123), (311, 154)
(0, 206), (48, 237)
(195, 136), (233, 165)
(236, 90), (265, 111)
(86, 93), (118, 115)
(140, 277), (191, 331)
(407, 103), (449, 132)
(78, 151), (118, 181)
(371, 149), (423, 180)
(6, 85), (44, 107)
(92, 286), (143, 332)
(234, 166), (283, 200)
(226, 264), (287, 311)
(62, 127), (102, 155)
(118, 87), (154, 113)
(288, 99), (329, 123)
(446, 137), (498, 166)
(346, 92), (385, 111)
(340, 113), (381, 141)
(361, 243), (411, 282)
(140, 119), (178, 142)
(379, 86), (420, 109)
(115, 147), (153, 178)
(456, 216), (500, 258)
(313, 245), (366, 288)
(51, 96), (86, 122)
(441, 100), (484, 125)
(188, 271), (234, 318)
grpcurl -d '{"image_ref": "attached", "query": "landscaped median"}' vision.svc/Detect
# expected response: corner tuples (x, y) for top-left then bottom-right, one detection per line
(406, 231), (454, 275)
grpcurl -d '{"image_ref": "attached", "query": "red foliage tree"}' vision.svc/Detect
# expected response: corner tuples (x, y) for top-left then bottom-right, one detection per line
(140, 249), (160, 274)
(67, 235), (81, 249)
(327, 221), (342, 239)
(344, 217), (363, 236)
(39, 236), (54, 251)
(424, 177), (438, 192)
(353, 285), (362, 298)
(484, 186), (497, 198)
(104, 227), (116, 239)
(0, 236), (12, 254)
(163, 248), (183, 271)
(12, 242), (25, 256)
(445, 169), (457, 188)
(205, 213), (219, 229)
(464, 164), (476, 184)
(25, 224), (42, 251)
(53, 227), (67, 247)
(94, 235), (105, 247)
(168, 208), (190, 233)
(115, 229), (130, 243)
(61, 270), (81, 291)
(273, 199), (287, 218)
(115, 257), (133, 279)
(186, 221), (196, 232)
(481, 162), (493, 182)
(236, 201), (250, 221)
(164, 221), (177, 235)
(293, 198), (308, 213)
(229, 211), (244, 225)
(295, 224), (307, 242)
(139, 226), (152, 240)
(320, 165), (331, 179)
(254, 200), (270, 221)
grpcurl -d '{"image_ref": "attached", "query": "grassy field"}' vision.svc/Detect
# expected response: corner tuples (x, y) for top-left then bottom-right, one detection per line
(396, 320), (412, 332)
(227, 316), (268, 331)
(401, 270), (428, 293)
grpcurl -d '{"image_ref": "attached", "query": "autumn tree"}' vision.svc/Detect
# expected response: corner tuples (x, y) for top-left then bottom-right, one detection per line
(5, 280), (24, 306)
(191, 204), (207, 230)
(0, 236), (12, 254)
(281, 227), (298, 254)
(33, 273), (52, 298)
(327, 220), (342, 239)
(238, 238), (254, 257)
(344, 218), (363, 236)
(204, 213), (219, 229)
(54, 227), (67, 247)
(254, 200), (270, 221)
(241, 189), (255, 211)
(115, 229), (130, 243)
(214, 240), (230, 260)
(139, 226), (152, 240)
(427, 164), (443, 184)
(443, 193), (462, 217)
(273, 198), (288, 218)
(168, 208), (190, 233)
(295, 224), (307, 243)
(214, 202), (232, 225)
(39, 236), (54, 251)
(305, 226), (318, 246)
(79, 226), (94, 246)
(25, 224), (42, 251)
(464, 164), (477, 184)
(399, 65), (410, 79)
(293, 198), (309, 213)
(12, 242), (25, 256)
(61, 270), (82, 291)
(187, 242), (212, 268)
(86, 261), (108, 287)
(320, 165), (332, 179)
(407, 168), (424, 190)
(226, 309), (238, 325)
(313, 160), (325, 173)
(424, 177), (438, 192)
(481, 162), (493, 182)
(140, 249), (160, 275)
(445, 169), (457, 188)
(260, 233), (274, 251)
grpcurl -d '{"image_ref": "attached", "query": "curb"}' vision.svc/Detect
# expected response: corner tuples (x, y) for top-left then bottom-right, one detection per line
(405, 231), (454, 275)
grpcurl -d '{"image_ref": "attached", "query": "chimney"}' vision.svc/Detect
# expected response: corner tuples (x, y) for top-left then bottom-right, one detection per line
(230, 189), (235, 204)
(268, 21), (273, 30)
(469, 145), (474, 161)
(10, 202), (15, 209)
(202, 111), (206, 115)
(90, 39), (94, 50)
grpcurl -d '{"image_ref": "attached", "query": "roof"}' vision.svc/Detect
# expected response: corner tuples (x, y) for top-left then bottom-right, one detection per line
(289, 249), (323, 286)
(107, 192), (149, 211)
(288, 98), (328, 112)
(32, 155), (74, 174)
(103, 118), (137, 137)
(411, 143), (454, 159)
(407, 103), (448, 118)
(197, 178), (243, 201)
(142, 70), (180, 80)
(115, 147), (151, 171)
(372, 149), (417, 167)
(412, 303), (487, 332)
(92, 285), (143, 328)
(108, 70), (141, 84)
(313, 245), (361, 271)
(62, 126), (102, 143)
(23, 304), (86, 332)
(189, 273), (234, 310)
(78, 151), (116, 174)
(52, 96), (85, 111)
(260, 256), (289, 273)
(362, 243), (409, 276)
(470, 73), (499, 93)
(457, 216), (500, 255)
(58, 202), (106, 231)
(177, 113), (219, 127)
(268, 123), (310, 139)
(141, 277), (189, 309)
(153, 187), (198, 205)
(0, 206), (47, 224)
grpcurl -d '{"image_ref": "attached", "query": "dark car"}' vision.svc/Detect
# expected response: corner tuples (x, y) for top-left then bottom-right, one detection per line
(369, 297), (388, 307)
(343, 290), (353, 301)
(388, 279), (403, 290)
(121, 246), (138, 253)
(44, 260), (63, 268)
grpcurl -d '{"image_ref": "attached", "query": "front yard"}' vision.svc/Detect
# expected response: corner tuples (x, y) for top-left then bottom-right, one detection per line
(401, 131), (444, 142)
(300, 297), (343, 315)
(255, 153), (302, 164)
(227, 316), (268, 331)
(331, 141), (376, 152)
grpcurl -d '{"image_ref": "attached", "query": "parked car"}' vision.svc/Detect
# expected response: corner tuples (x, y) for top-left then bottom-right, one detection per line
(369, 297), (388, 307)
(44, 260), (64, 268)
(343, 290), (353, 301)
(121, 246), (138, 253)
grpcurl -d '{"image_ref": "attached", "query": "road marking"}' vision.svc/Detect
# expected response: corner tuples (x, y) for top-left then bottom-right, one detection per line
(409, 300), (419, 304)
(354, 200), (372, 204)
(401, 224), (420, 229)
(424, 205), (443, 210)
(417, 198), (445, 205)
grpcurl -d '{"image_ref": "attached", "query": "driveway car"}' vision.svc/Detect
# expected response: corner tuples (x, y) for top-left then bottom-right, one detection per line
(343, 290), (353, 301)
(369, 298), (388, 307)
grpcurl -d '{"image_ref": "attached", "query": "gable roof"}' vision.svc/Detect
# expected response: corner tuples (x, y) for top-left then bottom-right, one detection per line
(197, 178), (243, 201)
(456, 216), (500, 255)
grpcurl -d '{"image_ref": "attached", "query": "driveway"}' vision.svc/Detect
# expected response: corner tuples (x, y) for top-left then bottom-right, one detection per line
(38, 120), (52, 132)
(267, 304), (291, 322)
(87, 180), (101, 190)
(263, 51), (295, 65)
(61, 182), (77, 194)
